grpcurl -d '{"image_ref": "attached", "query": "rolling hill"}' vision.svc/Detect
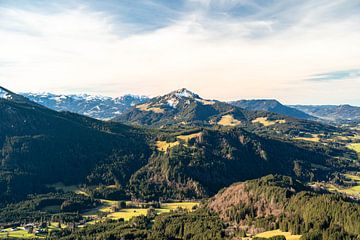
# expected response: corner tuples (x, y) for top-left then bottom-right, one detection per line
(208, 175), (360, 239)
(229, 99), (314, 120)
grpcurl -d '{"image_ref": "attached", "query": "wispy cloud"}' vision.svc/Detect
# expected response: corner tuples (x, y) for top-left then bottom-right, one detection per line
(307, 69), (360, 82)
(0, 0), (359, 105)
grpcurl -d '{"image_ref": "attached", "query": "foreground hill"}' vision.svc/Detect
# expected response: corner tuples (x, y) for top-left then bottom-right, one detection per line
(292, 104), (360, 124)
(229, 99), (314, 120)
(49, 175), (360, 240)
(208, 175), (360, 239)
(23, 92), (149, 120)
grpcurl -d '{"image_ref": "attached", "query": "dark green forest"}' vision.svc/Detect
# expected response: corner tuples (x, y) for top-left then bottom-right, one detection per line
(0, 89), (359, 240)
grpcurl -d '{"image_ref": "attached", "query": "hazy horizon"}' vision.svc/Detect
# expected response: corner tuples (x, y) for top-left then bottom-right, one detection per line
(1, 0), (359, 105)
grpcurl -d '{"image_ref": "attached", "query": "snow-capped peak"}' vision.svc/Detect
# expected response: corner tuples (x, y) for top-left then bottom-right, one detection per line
(0, 87), (13, 100)
(173, 88), (200, 99)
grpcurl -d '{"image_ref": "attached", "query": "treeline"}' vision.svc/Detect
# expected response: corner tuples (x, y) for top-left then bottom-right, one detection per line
(52, 209), (226, 240)
(0, 192), (96, 225)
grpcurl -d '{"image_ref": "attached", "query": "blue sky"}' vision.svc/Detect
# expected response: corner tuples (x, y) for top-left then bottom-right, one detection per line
(0, 0), (359, 105)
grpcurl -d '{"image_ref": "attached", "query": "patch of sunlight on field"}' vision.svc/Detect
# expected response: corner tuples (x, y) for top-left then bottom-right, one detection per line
(326, 183), (360, 197)
(161, 202), (199, 211)
(0, 229), (42, 239)
(108, 208), (148, 221)
(293, 134), (320, 142)
(49, 222), (67, 230)
(344, 173), (360, 181)
(156, 140), (180, 152)
(255, 229), (301, 240)
(177, 132), (202, 142)
(136, 103), (164, 113)
(252, 117), (286, 127)
(347, 143), (360, 154)
(218, 114), (241, 126)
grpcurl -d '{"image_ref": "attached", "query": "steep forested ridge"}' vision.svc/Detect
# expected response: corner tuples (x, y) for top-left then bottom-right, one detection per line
(0, 96), (151, 203)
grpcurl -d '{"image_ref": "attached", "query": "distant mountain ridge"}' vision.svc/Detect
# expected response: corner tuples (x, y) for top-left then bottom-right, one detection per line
(229, 99), (314, 120)
(115, 88), (337, 137)
(291, 104), (360, 123)
(23, 92), (149, 119)
(21, 90), (359, 124)
(115, 88), (252, 126)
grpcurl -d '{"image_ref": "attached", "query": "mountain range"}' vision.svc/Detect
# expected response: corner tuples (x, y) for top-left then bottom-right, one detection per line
(22, 89), (360, 124)
(23, 92), (149, 120)
(0, 86), (350, 203)
(229, 99), (314, 120)
(1, 85), (359, 240)
(291, 104), (360, 123)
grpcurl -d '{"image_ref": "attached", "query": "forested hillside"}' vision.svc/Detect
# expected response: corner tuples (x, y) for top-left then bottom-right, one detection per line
(0, 96), (150, 204)
(208, 175), (360, 239)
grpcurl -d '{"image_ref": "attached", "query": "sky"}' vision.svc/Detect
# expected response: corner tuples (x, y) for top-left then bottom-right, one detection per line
(0, 0), (359, 105)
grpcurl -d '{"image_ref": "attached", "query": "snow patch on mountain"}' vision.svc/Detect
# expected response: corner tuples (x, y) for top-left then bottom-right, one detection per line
(0, 87), (12, 99)
(22, 92), (149, 119)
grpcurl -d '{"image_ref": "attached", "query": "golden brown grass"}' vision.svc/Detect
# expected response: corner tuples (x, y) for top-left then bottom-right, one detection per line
(136, 103), (164, 113)
(251, 117), (286, 127)
(156, 141), (180, 152)
(0, 229), (41, 239)
(176, 132), (202, 142)
(255, 229), (301, 240)
(293, 134), (321, 142)
(218, 114), (241, 126)
(161, 202), (199, 211)
(107, 208), (148, 221)
(347, 143), (360, 155)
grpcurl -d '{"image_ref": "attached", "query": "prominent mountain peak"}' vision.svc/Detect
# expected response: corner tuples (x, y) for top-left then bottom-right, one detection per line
(170, 88), (201, 99)
(153, 88), (214, 108)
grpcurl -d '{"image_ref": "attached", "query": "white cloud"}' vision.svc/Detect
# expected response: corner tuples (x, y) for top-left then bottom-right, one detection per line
(0, 1), (359, 105)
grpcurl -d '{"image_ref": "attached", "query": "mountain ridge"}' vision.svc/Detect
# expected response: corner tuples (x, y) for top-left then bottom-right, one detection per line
(22, 92), (149, 120)
(229, 99), (314, 120)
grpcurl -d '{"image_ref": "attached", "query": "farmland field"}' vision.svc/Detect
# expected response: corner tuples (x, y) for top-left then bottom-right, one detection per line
(82, 200), (199, 222)
(293, 134), (321, 142)
(323, 173), (360, 197)
(161, 202), (199, 211)
(218, 114), (241, 126)
(347, 143), (360, 155)
(0, 229), (44, 239)
(255, 229), (302, 240)
(156, 140), (180, 152)
(107, 208), (149, 220)
(251, 117), (286, 127)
